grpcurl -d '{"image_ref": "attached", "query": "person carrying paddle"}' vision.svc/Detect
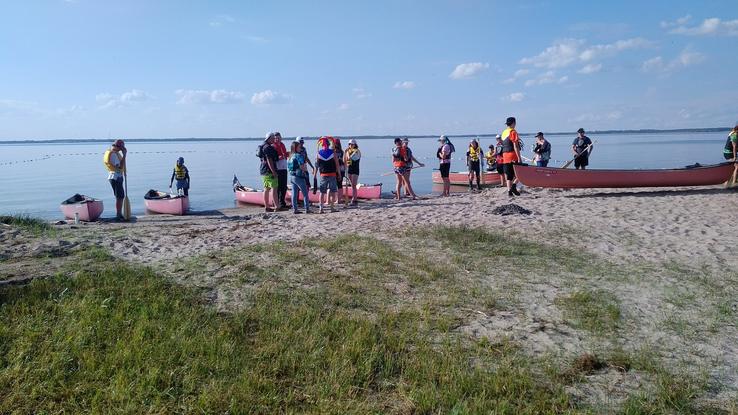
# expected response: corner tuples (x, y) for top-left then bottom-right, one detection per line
(501, 117), (522, 196)
(169, 157), (190, 196)
(724, 123), (738, 161)
(466, 138), (483, 191)
(572, 128), (593, 170)
(436, 135), (453, 197)
(532, 132), (552, 167)
(402, 137), (423, 198)
(102, 139), (127, 220)
(392, 138), (416, 200)
(259, 133), (279, 212)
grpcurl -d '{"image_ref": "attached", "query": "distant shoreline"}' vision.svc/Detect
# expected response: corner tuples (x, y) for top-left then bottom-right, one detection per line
(0, 127), (729, 144)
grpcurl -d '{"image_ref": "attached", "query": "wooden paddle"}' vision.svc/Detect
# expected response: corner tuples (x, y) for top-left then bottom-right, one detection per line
(561, 140), (596, 169)
(122, 171), (131, 220)
(725, 163), (738, 188)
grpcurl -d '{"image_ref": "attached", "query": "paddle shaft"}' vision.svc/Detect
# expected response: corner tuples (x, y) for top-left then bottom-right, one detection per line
(122, 171), (131, 220)
(380, 165), (424, 177)
(562, 140), (596, 169)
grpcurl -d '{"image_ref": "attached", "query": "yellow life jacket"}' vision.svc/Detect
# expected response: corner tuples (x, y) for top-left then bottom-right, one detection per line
(468, 146), (481, 162)
(174, 164), (187, 180)
(485, 150), (495, 163)
(103, 149), (122, 173)
(346, 148), (360, 166)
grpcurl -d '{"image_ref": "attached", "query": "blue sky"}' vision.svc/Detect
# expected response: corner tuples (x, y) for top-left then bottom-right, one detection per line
(0, 0), (736, 139)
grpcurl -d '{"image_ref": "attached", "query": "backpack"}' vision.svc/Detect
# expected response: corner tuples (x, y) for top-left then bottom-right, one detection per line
(256, 144), (266, 160)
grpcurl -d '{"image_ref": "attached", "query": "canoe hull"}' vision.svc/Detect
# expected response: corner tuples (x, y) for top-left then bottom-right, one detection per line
(237, 183), (382, 206)
(59, 197), (104, 221)
(144, 196), (189, 215)
(514, 163), (735, 189)
(235, 188), (267, 206)
(432, 171), (502, 186)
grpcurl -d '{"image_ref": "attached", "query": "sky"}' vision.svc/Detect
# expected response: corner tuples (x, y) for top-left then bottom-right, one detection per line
(0, 0), (736, 140)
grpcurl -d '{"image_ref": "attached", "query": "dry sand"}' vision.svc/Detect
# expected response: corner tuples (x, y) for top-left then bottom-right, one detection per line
(2, 185), (737, 409)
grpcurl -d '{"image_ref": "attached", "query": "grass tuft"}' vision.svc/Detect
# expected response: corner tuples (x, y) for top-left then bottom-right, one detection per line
(0, 214), (51, 233)
(555, 289), (621, 335)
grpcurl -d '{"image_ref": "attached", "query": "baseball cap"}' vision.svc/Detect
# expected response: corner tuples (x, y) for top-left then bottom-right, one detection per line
(577, 128), (585, 134)
(349, 138), (357, 145)
(535, 132), (544, 137)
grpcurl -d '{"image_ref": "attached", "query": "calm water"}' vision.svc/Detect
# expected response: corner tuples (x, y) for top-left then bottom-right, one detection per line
(0, 131), (729, 219)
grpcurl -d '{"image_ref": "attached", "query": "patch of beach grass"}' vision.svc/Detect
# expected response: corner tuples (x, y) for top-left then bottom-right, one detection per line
(0, 214), (51, 234)
(555, 289), (621, 335)
(0, 264), (577, 414)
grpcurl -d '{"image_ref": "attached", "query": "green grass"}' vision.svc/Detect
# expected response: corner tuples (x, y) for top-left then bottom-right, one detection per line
(554, 289), (621, 335)
(0, 264), (576, 414)
(0, 214), (51, 234)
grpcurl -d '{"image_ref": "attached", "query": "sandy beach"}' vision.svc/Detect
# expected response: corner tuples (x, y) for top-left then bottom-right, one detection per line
(2, 185), (737, 410)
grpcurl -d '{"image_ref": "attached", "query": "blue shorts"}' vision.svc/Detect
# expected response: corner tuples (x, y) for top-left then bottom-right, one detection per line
(319, 176), (338, 194)
(175, 179), (189, 190)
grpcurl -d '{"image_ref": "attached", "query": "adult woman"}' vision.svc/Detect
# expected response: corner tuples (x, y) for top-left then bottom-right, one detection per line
(466, 138), (483, 191)
(288, 140), (310, 214)
(392, 138), (414, 200)
(334, 138), (349, 208)
(402, 138), (423, 198)
(436, 135), (453, 196)
(102, 139), (127, 219)
(344, 139), (361, 205)
(532, 132), (551, 167)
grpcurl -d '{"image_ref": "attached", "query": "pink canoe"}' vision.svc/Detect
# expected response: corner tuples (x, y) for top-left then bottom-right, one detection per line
(234, 186), (268, 206)
(144, 190), (189, 215)
(288, 183), (383, 202)
(514, 162), (735, 189)
(60, 194), (104, 221)
(432, 171), (501, 186)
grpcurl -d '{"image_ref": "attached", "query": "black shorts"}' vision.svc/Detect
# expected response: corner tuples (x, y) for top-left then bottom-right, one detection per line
(574, 156), (589, 168)
(496, 163), (504, 175)
(439, 163), (451, 178)
(469, 160), (480, 174)
(336, 172), (344, 189)
(348, 165), (360, 176)
(109, 177), (125, 199)
(503, 163), (516, 181)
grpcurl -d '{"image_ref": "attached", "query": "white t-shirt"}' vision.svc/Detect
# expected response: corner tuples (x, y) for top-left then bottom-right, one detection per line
(107, 151), (122, 180)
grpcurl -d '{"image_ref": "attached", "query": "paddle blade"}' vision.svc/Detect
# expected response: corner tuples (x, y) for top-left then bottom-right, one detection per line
(122, 196), (131, 220)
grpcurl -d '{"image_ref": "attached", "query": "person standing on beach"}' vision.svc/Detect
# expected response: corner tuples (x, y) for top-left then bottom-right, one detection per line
(102, 139), (127, 220)
(296, 137), (314, 191)
(315, 136), (340, 213)
(402, 137), (423, 198)
(259, 133), (279, 212)
(345, 139), (361, 206)
(273, 132), (289, 209)
(724, 123), (738, 161)
(501, 117), (522, 196)
(494, 135), (505, 187)
(288, 139), (310, 214)
(532, 132), (552, 167)
(436, 135), (453, 196)
(334, 138), (349, 208)
(466, 138), (483, 191)
(572, 128), (593, 170)
(169, 157), (190, 196)
(392, 138), (415, 200)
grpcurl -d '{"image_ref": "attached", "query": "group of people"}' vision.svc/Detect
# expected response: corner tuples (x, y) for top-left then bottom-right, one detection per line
(258, 133), (363, 213)
(108, 116), (738, 220)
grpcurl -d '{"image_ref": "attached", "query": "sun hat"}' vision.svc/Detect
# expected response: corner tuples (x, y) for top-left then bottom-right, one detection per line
(349, 138), (357, 145)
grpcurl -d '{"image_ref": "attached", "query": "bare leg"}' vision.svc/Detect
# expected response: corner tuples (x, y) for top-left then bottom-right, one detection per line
(395, 173), (403, 200)
(350, 174), (358, 203)
(115, 198), (123, 216)
(403, 172), (417, 199)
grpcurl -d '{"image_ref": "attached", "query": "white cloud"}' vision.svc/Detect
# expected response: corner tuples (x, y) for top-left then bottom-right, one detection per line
(449, 62), (490, 79)
(524, 71), (568, 87)
(337, 103), (350, 111)
(176, 89), (245, 104)
(661, 15), (692, 29)
(577, 63), (602, 74)
(641, 48), (705, 73)
(503, 92), (525, 102)
(393, 81), (416, 89)
(667, 17), (738, 36)
(520, 38), (651, 69)
(502, 69), (530, 84)
(352, 88), (372, 99)
(96, 89), (151, 109)
(209, 14), (235, 27)
(250, 90), (291, 105)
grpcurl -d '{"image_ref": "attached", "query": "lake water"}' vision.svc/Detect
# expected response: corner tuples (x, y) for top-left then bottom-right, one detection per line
(0, 131), (729, 219)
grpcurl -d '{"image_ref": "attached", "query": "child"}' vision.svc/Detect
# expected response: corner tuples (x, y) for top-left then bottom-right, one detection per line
(169, 157), (190, 196)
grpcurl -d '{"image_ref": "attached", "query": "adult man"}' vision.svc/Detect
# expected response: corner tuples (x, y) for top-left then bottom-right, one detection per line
(102, 139), (127, 220)
(314, 136), (341, 213)
(273, 132), (289, 209)
(572, 128), (593, 170)
(501, 117), (522, 196)
(532, 132), (552, 167)
(259, 133), (279, 212)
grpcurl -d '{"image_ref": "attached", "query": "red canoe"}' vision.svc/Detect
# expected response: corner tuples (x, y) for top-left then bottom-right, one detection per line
(432, 170), (502, 186)
(144, 190), (189, 215)
(514, 162), (735, 188)
(59, 194), (104, 221)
